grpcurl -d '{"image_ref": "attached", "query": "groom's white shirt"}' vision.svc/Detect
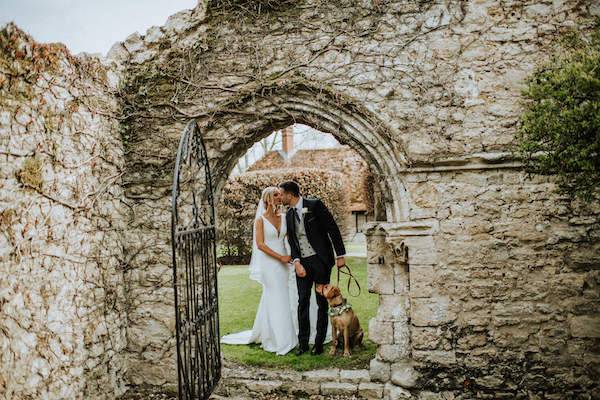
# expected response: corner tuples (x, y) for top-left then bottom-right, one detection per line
(294, 196), (304, 220)
(291, 196), (345, 264)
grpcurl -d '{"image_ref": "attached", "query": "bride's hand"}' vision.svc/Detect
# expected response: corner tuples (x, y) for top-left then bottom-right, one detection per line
(279, 255), (292, 263)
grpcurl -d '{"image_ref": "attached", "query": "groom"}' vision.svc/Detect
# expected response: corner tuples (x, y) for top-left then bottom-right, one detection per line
(279, 181), (346, 355)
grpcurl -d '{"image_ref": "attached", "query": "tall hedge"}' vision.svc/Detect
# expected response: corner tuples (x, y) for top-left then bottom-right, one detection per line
(217, 168), (350, 264)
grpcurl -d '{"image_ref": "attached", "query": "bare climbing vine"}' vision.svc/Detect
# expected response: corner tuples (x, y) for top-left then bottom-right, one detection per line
(119, 1), (475, 178)
(1, 24), (129, 395)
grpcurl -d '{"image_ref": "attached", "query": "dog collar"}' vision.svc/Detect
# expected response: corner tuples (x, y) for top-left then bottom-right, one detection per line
(328, 299), (352, 317)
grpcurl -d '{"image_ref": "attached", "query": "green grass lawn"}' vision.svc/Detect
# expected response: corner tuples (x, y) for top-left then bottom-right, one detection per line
(217, 256), (377, 371)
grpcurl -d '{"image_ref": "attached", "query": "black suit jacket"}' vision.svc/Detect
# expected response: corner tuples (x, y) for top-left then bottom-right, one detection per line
(286, 198), (346, 268)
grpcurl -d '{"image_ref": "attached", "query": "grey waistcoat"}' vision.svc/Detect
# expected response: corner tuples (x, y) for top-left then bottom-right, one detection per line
(295, 211), (317, 258)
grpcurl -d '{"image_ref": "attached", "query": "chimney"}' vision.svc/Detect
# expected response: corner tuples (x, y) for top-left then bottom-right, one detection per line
(282, 126), (294, 157)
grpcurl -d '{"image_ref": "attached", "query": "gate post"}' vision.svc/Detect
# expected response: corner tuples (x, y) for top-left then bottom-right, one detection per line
(365, 220), (441, 389)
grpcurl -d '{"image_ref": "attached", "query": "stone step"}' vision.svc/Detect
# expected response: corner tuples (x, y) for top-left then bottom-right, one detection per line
(214, 364), (385, 399)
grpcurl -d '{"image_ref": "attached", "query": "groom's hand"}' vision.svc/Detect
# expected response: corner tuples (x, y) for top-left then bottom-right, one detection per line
(336, 257), (346, 268)
(294, 260), (306, 277)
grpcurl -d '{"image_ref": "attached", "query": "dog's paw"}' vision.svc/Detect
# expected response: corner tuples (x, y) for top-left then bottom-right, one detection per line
(329, 347), (336, 356)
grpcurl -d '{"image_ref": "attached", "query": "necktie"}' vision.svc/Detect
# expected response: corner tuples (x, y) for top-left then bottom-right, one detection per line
(292, 207), (300, 223)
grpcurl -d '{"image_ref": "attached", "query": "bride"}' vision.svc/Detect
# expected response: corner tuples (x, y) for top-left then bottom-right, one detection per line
(221, 186), (330, 355)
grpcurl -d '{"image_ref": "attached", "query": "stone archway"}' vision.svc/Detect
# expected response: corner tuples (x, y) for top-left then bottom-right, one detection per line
(192, 80), (428, 394)
(111, 2), (600, 398)
(195, 81), (411, 223)
(120, 73), (432, 395)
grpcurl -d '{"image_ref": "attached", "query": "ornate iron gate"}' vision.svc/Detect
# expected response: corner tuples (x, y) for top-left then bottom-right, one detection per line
(171, 120), (221, 399)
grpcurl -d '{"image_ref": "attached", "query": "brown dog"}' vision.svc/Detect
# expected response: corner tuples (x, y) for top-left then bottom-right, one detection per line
(321, 284), (364, 357)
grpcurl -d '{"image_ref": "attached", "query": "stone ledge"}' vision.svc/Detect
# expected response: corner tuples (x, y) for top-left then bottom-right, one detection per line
(359, 382), (385, 399)
(214, 364), (387, 398)
(303, 368), (341, 382)
(365, 220), (440, 238)
(245, 380), (283, 393)
(280, 380), (321, 395)
(340, 369), (371, 383)
(400, 151), (523, 172)
(321, 382), (358, 396)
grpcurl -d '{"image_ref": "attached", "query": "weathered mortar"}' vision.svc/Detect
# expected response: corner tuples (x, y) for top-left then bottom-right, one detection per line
(0, 24), (128, 399)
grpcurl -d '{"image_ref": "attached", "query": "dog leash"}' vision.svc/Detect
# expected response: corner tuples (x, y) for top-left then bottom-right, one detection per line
(336, 263), (361, 297)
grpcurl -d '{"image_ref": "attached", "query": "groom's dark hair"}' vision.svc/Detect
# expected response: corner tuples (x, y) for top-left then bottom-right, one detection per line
(279, 181), (300, 197)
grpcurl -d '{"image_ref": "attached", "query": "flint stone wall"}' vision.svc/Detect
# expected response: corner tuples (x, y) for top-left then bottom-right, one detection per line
(0, 25), (127, 399)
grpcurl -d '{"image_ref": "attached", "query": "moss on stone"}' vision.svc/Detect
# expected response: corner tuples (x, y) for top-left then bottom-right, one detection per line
(16, 156), (43, 190)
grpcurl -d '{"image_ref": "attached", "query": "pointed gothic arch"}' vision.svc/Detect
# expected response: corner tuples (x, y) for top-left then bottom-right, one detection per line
(194, 81), (412, 222)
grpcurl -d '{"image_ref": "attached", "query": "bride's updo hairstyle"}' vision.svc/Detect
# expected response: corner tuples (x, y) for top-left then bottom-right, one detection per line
(261, 186), (280, 213)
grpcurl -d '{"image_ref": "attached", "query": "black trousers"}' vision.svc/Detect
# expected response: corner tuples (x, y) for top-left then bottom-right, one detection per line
(296, 254), (332, 347)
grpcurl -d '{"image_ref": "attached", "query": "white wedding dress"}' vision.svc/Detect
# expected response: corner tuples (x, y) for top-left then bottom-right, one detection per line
(221, 211), (330, 355)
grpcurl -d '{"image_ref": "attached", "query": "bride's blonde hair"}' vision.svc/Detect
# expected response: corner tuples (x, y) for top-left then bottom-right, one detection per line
(261, 186), (280, 214)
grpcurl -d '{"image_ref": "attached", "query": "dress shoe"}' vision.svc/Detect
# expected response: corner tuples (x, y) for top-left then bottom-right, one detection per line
(310, 344), (324, 355)
(295, 345), (309, 356)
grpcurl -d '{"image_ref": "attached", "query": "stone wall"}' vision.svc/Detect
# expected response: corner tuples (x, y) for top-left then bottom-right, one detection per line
(0, 24), (127, 399)
(366, 165), (600, 397)
(1, 0), (598, 398)
(111, 0), (600, 396)
(115, 0), (599, 167)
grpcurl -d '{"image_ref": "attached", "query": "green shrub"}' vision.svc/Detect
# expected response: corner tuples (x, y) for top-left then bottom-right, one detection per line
(516, 19), (600, 201)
